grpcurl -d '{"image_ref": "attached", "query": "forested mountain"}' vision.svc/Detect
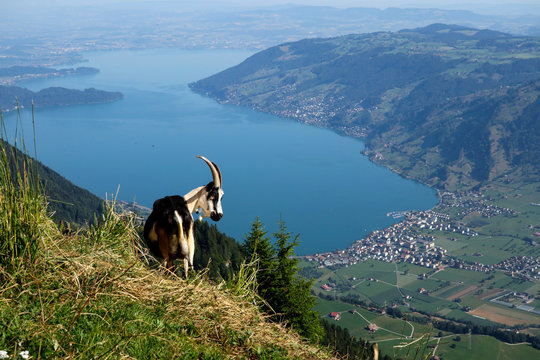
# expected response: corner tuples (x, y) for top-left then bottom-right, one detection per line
(193, 220), (245, 280)
(0, 85), (123, 112)
(2, 140), (105, 224)
(190, 24), (540, 190)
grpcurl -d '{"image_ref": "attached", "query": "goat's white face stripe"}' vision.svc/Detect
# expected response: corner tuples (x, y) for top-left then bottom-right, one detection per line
(198, 187), (224, 220)
(215, 189), (224, 215)
(207, 188), (223, 214)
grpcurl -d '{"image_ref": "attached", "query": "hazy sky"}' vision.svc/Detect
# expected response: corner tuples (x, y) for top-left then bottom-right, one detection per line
(3, 0), (540, 15)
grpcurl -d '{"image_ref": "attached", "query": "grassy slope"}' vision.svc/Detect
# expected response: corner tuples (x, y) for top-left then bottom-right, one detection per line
(0, 185), (335, 359)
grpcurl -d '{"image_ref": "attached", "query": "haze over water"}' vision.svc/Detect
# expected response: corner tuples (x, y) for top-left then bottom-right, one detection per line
(8, 48), (438, 254)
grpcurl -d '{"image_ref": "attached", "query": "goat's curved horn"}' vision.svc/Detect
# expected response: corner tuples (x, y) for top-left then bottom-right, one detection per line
(197, 155), (222, 187)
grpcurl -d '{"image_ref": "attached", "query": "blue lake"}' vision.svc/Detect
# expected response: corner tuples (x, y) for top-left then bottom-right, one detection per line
(6, 48), (438, 254)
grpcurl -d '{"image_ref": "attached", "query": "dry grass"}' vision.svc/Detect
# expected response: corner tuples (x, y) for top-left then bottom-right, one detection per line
(1, 205), (336, 359)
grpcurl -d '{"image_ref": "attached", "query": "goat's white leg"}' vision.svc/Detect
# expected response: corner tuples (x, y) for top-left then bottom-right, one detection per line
(186, 225), (195, 270)
(183, 258), (189, 278)
(173, 211), (190, 278)
(188, 226), (195, 272)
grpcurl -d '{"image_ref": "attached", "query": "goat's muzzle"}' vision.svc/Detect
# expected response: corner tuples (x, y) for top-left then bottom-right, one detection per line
(211, 212), (223, 221)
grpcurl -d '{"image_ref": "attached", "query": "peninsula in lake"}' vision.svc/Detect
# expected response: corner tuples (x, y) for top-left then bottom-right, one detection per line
(0, 65), (123, 112)
(190, 24), (540, 191)
(0, 86), (123, 112)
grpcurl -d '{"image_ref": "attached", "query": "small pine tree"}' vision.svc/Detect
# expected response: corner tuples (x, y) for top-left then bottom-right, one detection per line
(242, 217), (275, 300)
(270, 220), (323, 342)
(243, 217), (323, 342)
(243, 217), (274, 266)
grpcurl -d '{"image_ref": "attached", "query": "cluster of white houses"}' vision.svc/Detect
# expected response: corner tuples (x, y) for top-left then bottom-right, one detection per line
(493, 256), (540, 280)
(306, 208), (539, 280)
(439, 191), (518, 218)
(307, 210), (471, 269)
(305, 189), (540, 279)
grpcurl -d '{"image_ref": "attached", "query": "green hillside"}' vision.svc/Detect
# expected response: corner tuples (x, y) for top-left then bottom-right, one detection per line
(2, 139), (105, 225)
(192, 220), (245, 280)
(190, 24), (540, 190)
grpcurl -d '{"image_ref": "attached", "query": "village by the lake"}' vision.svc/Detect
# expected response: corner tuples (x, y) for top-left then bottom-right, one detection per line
(306, 190), (540, 280)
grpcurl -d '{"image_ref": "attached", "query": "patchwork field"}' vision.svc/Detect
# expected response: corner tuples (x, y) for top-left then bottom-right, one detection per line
(307, 257), (540, 329)
(433, 283), (470, 299)
(316, 298), (435, 345)
(446, 285), (477, 300)
(470, 304), (540, 326)
(316, 297), (540, 360)
(435, 334), (540, 360)
(305, 182), (540, 358)
(430, 268), (488, 284)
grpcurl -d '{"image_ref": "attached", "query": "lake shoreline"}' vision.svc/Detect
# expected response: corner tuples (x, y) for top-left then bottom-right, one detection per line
(8, 48), (439, 255)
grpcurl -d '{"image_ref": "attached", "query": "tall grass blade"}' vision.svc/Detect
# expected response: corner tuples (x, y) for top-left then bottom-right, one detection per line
(0, 105), (46, 271)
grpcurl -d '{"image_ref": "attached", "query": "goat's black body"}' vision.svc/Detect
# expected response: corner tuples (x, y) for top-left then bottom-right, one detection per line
(144, 195), (193, 260)
(143, 155), (223, 277)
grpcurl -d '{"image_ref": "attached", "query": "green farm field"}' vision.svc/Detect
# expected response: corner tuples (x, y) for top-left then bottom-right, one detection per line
(303, 180), (540, 358)
(315, 298), (540, 360)
(406, 181), (540, 268)
(304, 257), (540, 328)
(435, 334), (540, 360)
(429, 268), (488, 284)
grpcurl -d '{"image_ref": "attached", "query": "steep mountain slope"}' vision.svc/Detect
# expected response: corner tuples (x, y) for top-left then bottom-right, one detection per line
(190, 24), (540, 190)
(193, 220), (245, 280)
(2, 140), (105, 224)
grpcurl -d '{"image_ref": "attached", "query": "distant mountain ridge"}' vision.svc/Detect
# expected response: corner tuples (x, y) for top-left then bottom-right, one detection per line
(190, 24), (540, 190)
(2, 4), (540, 72)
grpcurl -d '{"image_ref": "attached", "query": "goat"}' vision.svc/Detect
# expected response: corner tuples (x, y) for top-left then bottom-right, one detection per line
(143, 155), (224, 277)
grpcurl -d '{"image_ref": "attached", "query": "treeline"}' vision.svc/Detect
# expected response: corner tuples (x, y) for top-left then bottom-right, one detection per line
(242, 217), (376, 359)
(193, 220), (244, 280)
(242, 218), (323, 341)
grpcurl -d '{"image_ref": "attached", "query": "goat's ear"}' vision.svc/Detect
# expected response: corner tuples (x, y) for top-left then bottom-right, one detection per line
(184, 185), (205, 203)
(197, 155), (222, 187)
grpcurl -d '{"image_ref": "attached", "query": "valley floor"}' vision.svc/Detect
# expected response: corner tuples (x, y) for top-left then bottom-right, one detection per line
(300, 179), (540, 359)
